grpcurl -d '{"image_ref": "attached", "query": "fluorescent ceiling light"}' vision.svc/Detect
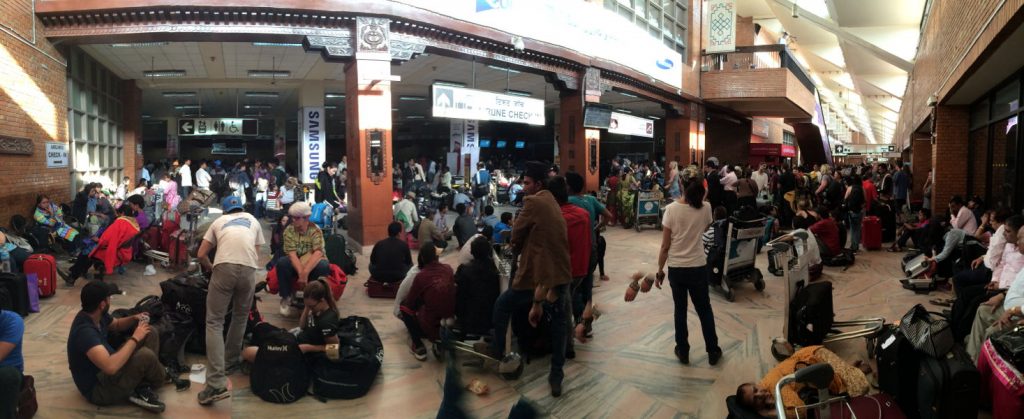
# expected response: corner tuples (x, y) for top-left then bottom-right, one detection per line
(616, 109), (633, 114)
(243, 113), (262, 117)
(400, 96), (426, 101)
(487, 65), (520, 74)
(174, 105), (200, 110)
(162, 91), (196, 97)
(248, 70), (291, 78)
(325, 93), (346, 99)
(244, 104), (272, 110)
(406, 115), (425, 119)
(392, 108), (399, 111)
(505, 90), (531, 97)
(647, 115), (661, 120)
(182, 113), (206, 117)
(145, 70), (186, 77)
(434, 80), (466, 88)
(246, 91), (279, 98)
(141, 114), (152, 119)
(325, 105), (337, 110)
(252, 42), (303, 47)
(618, 91), (638, 98)
(110, 42), (169, 48)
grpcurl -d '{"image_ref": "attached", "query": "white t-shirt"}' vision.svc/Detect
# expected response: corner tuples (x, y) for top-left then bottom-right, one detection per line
(179, 164), (193, 187)
(203, 212), (266, 269)
(662, 201), (713, 268)
(195, 168), (212, 189)
(752, 171), (769, 192)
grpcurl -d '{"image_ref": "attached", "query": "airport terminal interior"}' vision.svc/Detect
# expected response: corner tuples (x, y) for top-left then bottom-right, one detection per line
(2, 0), (1024, 418)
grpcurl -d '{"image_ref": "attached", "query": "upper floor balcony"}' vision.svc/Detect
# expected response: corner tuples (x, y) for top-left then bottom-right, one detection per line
(700, 44), (816, 119)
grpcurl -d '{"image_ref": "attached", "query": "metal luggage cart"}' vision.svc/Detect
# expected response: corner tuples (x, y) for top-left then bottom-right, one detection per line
(712, 217), (766, 302)
(634, 190), (662, 232)
(767, 232), (884, 362)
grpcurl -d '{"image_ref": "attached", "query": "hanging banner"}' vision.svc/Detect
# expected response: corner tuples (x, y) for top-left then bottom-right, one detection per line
(274, 136), (286, 160)
(608, 112), (655, 138)
(707, 0), (737, 53)
(462, 120), (480, 179)
(166, 136), (179, 159)
(300, 107), (325, 184)
(433, 85), (545, 125)
(450, 120), (464, 175)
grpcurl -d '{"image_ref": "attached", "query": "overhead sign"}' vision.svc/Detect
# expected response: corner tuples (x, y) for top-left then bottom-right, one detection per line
(45, 142), (68, 168)
(706, 0), (737, 53)
(608, 112), (654, 138)
(300, 108), (325, 183)
(211, 143), (247, 155)
(177, 118), (258, 136)
(398, 0), (683, 89)
(432, 85), (545, 125)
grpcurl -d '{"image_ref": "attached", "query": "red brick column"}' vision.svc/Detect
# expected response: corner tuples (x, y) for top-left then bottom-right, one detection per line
(121, 80), (142, 184)
(910, 137), (932, 202)
(664, 115), (692, 167)
(931, 105), (969, 212)
(558, 90), (599, 192)
(344, 59), (394, 248)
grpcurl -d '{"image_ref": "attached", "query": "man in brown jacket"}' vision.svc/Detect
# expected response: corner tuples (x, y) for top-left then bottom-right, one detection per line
(491, 161), (573, 398)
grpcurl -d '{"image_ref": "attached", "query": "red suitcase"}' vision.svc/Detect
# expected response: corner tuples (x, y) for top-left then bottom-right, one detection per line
(160, 220), (179, 252)
(862, 215), (882, 250)
(24, 254), (56, 297)
(365, 278), (399, 299)
(143, 225), (163, 252)
(168, 230), (190, 267)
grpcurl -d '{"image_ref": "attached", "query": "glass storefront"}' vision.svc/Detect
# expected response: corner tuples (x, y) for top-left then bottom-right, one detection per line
(969, 72), (1023, 210)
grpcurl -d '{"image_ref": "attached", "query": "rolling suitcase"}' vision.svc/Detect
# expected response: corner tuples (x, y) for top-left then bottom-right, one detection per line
(143, 225), (163, 252)
(788, 281), (834, 346)
(0, 273), (30, 316)
(168, 230), (190, 266)
(876, 324), (921, 414)
(24, 254), (57, 298)
(915, 345), (979, 419)
(829, 393), (906, 418)
(365, 279), (399, 299)
(325, 234), (357, 275)
(862, 216), (882, 250)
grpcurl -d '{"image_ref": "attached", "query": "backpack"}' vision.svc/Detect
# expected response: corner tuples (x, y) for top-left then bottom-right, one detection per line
(788, 281), (834, 346)
(310, 316), (383, 400)
(250, 323), (308, 404)
(310, 202), (333, 231)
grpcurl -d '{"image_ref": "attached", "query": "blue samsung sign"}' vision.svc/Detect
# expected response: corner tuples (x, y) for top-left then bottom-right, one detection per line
(477, 0), (511, 12)
(656, 58), (674, 70)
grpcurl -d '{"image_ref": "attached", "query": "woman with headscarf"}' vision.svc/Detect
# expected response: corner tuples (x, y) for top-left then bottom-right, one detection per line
(617, 167), (639, 228)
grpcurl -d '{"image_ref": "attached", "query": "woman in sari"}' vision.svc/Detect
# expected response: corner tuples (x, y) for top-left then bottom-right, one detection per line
(605, 168), (621, 226)
(618, 167), (639, 228)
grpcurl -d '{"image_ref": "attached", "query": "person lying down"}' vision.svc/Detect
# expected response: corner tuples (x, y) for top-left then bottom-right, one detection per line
(735, 345), (871, 418)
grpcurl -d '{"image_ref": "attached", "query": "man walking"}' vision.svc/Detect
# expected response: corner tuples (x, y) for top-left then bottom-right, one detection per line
(195, 160), (212, 192)
(179, 159), (193, 197)
(491, 161), (572, 397)
(196, 196), (265, 406)
(472, 162), (491, 221)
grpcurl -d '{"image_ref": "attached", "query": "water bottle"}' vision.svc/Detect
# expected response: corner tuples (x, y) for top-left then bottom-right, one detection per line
(0, 251), (10, 273)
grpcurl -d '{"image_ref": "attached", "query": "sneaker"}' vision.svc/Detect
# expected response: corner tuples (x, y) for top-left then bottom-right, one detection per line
(197, 386), (230, 406)
(410, 342), (428, 361)
(165, 367), (191, 392)
(708, 349), (723, 366)
(279, 298), (297, 317)
(129, 387), (166, 413)
(58, 269), (75, 287)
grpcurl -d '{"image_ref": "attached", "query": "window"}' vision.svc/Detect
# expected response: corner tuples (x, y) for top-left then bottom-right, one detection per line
(783, 131), (795, 145)
(992, 80), (1020, 119)
(66, 48), (125, 195)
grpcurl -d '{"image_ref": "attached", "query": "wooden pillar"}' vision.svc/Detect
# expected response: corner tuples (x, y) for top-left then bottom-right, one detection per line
(558, 90), (599, 193)
(344, 17), (395, 248)
(664, 114), (692, 167)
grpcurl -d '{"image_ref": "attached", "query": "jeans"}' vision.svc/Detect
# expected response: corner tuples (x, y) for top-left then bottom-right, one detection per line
(400, 310), (426, 348)
(667, 265), (720, 354)
(0, 366), (20, 419)
(952, 266), (992, 295)
(254, 199), (266, 219)
(571, 275), (593, 325)
(274, 256), (332, 298)
(90, 332), (163, 405)
(204, 263), (256, 390)
(897, 228), (924, 248)
(847, 211), (863, 251)
(491, 284), (570, 384)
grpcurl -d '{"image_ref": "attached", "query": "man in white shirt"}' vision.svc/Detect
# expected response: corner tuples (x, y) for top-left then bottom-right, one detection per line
(179, 159), (193, 197)
(393, 191), (419, 236)
(751, 164), (769, 192)
(967, 232), (1024, 361)
(950, 195), (978, 235)
(195, 160), (212, 191)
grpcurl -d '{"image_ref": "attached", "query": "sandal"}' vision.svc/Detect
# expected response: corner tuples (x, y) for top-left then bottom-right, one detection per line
(640, 273), (654, 293)
(929, 298), (953, 307)
(624, 279), (640, 302)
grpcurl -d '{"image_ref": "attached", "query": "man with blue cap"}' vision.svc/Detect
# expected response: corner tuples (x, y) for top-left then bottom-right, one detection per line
(195, 196), (265, 406)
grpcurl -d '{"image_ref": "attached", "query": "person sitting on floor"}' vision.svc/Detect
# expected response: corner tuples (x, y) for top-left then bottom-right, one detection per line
(457, 225), (496, 268)
(493, 212), (513, 244)
(60, 203), (142, 286)
(67, 281), (168, 413)
(0, 307), (25, 419)
(243, 279), (339, 361)
(791, 199), (820, 230)
(418, 208), (449, 252)
(274, 202), (332, 317)
(924, 216), (968, 279)
(889, 208), (932, 252)
(0, 231), (30, 274)
(397, 244), (455, 361)
(370, 222), (413, 283)
(949, 215), (1024, 342)
(481, 205), (499, 228)
(34, 194), (82, 251)
(967, 232), (1024, 361)
(809, 208), (842, 259)
(455, 238), (502, 336)
(735, 345), (871, 418)
(452, 203), (477, 249)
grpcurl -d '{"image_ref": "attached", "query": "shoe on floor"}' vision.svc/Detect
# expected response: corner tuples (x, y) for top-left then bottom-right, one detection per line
(709, 349), (723, 366)
(129, 386), (166, 413)
(279, 298), (297, 317)
(410, 342), (428, 361)
(197, 386), (230, 406)
(674, 346), (689, 365)
(58, 269), (75, 287)
(550, 380), (563, 398)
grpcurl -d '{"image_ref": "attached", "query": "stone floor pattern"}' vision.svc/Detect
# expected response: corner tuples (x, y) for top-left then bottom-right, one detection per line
(23, 224), (944, 419)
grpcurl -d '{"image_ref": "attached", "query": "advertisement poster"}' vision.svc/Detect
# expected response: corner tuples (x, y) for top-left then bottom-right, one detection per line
(300, 107), (325, 183)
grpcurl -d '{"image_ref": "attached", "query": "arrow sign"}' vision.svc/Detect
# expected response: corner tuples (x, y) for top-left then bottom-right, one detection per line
(179, 119), (195, 135)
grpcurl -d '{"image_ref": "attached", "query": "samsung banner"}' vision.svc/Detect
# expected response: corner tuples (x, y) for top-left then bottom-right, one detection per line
(433, 85), (545, 125)
(300, 107), (325, 183)
(608, 112), (655, 138)
(448, 119), (479, 177)
(398, 0), (683, 89)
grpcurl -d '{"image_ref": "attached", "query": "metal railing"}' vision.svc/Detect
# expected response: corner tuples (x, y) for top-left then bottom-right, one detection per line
(701, 44), (816, 93)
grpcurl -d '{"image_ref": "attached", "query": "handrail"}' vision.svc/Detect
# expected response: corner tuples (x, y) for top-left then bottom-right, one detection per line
(701, 45), (816, 93)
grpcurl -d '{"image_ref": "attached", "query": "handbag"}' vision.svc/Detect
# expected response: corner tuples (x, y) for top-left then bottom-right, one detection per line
(17, 374), (37, 419)
(990, 325), (1024, 371)
(898, 304), (954, 358)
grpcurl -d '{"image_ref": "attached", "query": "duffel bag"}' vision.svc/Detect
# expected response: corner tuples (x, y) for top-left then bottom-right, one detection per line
(310, 316), (383, 399)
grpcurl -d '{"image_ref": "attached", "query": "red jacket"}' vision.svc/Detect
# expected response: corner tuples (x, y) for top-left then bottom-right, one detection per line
(89, 216), (140, 274)
(862, 180), (878, 212)
(401, 261), (455, 341)
(561, 203), (592, 278)
(809, 218), (841, 257)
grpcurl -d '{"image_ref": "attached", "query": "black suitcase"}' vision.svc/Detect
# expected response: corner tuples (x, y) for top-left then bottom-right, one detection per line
(788, 281), (834, 346)
(915, 345), (979, 419)
(325, 234), (357, 275)
(0, 273), (29, 316)
(876, 324), (920, 415)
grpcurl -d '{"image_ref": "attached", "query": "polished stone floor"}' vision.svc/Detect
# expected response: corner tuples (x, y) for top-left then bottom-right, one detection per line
(22, 220), (948, 419)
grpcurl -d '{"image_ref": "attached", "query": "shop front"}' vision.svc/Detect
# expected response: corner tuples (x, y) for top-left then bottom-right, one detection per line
(748, 142), (796, 167)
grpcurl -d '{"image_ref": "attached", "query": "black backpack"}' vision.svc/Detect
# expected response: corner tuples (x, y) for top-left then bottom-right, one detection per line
(826, 177), (844, 207)
(310, 316), (383, 400)
(0, 273), (29, 317)
(788, 281), (834, 346)
(250, 323), (308, 404)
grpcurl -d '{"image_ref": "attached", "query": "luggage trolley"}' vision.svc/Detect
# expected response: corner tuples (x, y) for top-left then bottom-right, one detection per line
(712, 216), (767, 302)
(767, 232), (884, 362)
(634, 190), (662, 232)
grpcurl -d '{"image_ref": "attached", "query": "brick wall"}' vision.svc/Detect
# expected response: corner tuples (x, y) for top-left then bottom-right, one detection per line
(896, 1), (1024, 146)
(0, 0), (69, 228)
(910, 138), (931, 202)
(931, 105), (970, 213)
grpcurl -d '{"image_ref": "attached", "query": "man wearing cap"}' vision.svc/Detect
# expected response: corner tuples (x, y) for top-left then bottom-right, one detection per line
(195, 196), (265, 406)
(491, 161), (573, 398)
(67, 281), (167, 413)
(275, 201), (333, 316)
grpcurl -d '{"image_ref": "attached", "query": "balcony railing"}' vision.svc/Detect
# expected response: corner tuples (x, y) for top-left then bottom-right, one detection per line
(701, 44), (815, 93)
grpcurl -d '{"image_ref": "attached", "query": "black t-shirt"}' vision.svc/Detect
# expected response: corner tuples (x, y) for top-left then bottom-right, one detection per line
(67, 311), (114, 400)
(780, 172), (796, 193)
(369, 237), (413, 282)
(297, 309), (339, 346)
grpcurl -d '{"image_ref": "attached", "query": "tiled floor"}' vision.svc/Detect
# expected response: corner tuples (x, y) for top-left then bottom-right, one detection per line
(23, 221), (950, 419)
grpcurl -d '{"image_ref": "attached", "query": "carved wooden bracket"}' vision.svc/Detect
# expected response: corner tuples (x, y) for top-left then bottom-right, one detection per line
(0, 135), (33, 155)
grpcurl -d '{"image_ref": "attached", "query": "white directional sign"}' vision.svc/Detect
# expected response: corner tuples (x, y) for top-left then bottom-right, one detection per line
(432, 85), (545, 126)
(608, 112), (655, 138)
(45, 142), (68, 168)
(177, 118), (258, 136)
